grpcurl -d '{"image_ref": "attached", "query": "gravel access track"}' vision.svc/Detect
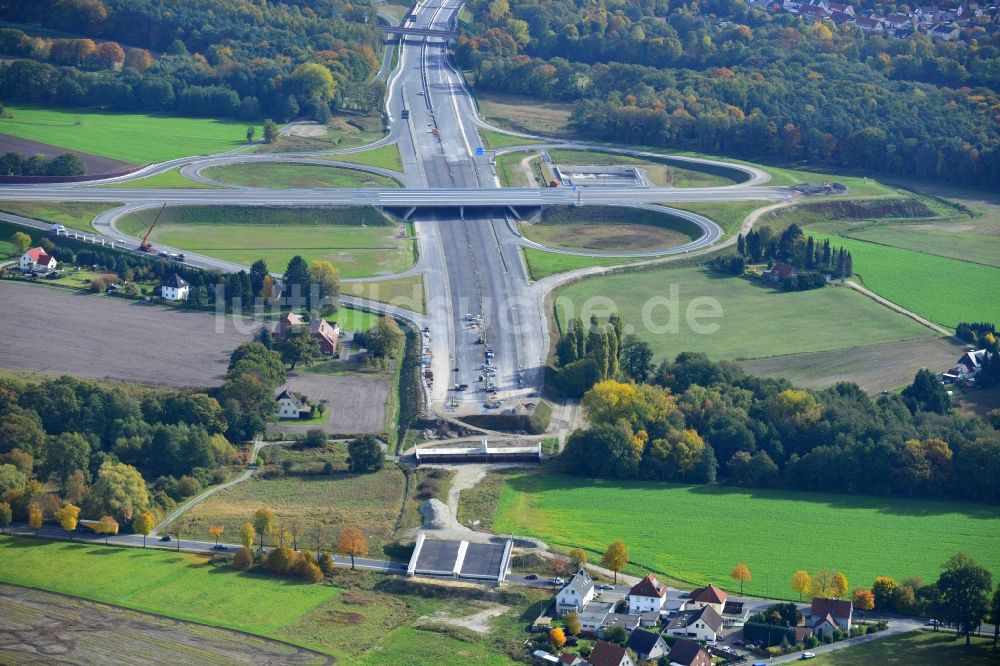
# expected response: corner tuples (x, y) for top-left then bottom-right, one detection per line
(0, 282), (251, 387)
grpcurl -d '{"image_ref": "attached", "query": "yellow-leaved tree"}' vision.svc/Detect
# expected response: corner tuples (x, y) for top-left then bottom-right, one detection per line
(335, 525), (368, 569)
(28, 502), (43, 535)
(831, 571), (849, 599)
(731, 563), (752, 595)
(549, 626), (566, 650)
(791, 570), (812, 601)
(601, 541), (629, 584)
(240, 522), (256, 549)
(253, 508), (276, 549)
(54, 503), (80, 539)
(132, 509), (155, 547)
(96, 515), (119, 545)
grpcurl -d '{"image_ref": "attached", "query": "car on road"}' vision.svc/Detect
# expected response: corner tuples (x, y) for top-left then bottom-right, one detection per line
(484, 401), (501, 409)
(525, 574), (538, 580)
(550, 577), (565, 585)
(49, 224), (66, 234)
(455, 384), (468, 391)
(800, 652), (816, 660)
(211, 544), (228, 551)
(159, 535), (171, 542)
(927, 619), (943, 626)
(596, 584), (614, 590)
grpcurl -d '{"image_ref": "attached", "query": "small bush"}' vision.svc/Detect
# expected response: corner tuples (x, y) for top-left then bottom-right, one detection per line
(416, 478), (441, 499)
(175, 475), (201, 498)
(265, 546), (296, 574)
(232, 546), (254, 571)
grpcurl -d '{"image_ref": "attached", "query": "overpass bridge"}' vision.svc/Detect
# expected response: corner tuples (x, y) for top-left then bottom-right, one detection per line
(381, 26), (456, 38)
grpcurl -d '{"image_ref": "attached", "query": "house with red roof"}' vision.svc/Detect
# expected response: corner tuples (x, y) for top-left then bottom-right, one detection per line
(627, 573), (668, 614)
(686, 584), (728, 615)
(19, 247), (57, 273)
(275, 312), (341, 355)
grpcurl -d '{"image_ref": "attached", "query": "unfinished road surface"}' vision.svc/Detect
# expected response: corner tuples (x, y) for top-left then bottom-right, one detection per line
(0, 282), (251, 386)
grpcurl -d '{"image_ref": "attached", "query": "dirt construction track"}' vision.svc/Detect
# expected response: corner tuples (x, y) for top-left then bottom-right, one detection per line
(0, 282), (252, 386)
(0, 583), (331, 665)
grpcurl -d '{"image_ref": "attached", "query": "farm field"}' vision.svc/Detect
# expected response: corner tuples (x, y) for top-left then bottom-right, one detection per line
(97, 167), (216, 189)
(0, 281), (250, 387)
(477, 92), (573, 137)
(488, 472), (1000, 599)
(845, 224), (1000, 268)
(344, 274), (426, 313)
(804, 630), (998, 666)
(521, 247), (633, 281)
(166, 465), (404, 556)
(663, 200), (770, 235)
(0, 200), (120, 232)
(521, 206), (699, 253)
(0, 104), (259, 163)
(554, 266), (936, 363)
(116, 206), (413, 279)
(0, 132), (131, 175)
(0, 584), (325, 665)
(547, 149), (738, 187)
(810, 232), (1000, 328)
(314, 143), (403, 171)
(202, 163), (401, 189)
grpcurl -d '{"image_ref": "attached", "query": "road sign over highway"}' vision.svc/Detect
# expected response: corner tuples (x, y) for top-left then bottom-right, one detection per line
(475, 146), (484, 156)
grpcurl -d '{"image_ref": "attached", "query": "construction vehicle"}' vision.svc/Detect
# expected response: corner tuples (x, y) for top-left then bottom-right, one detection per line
(138, 203), (166, 253)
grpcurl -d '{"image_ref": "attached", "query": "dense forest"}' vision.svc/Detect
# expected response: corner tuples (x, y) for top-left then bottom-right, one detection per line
(554, 316), (1000, 503)
(0, 0), (385, 118)
(456, 0), (1000, 187)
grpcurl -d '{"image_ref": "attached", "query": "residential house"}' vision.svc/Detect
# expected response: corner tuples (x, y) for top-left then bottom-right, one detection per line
(558, 654), (586, 666)
(274, 312), (341, 355)
(625, 628), (669, 661)
(856, 16), (884, 31)
(666, 638), (713, 666)
(161, 274), (190, 302)
(722, 600), (751, 628)
(587, 640), (635, 666)
(798, 3), (830, 18)
(579, 601), (614, 634)
(19, 247), (57, 273)
(810, 597), (853, 632)
(942, 349), (991, 382)
(812, 612), (841, 637)
(276, 388), (311, 419)
(929, 22), (961, 39)
(830, 10), (856, 23)
(687, 584), (728, 615)
(556, 569), (595, 616)
(883, 13), (912, 28)
(599, 613), (640, 637)
(763, 263), (798, 283)
(828, 3), (855, 17)
(628, 573), (668, 614)
(667, 605), (725, 642)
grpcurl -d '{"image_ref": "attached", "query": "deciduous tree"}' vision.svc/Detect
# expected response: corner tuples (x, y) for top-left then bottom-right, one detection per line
(278, 326), (319, 369)
(831, 571), (849, 599)
(335, 525), (368, 569)
(348, 435), (384, 473)
(132, 509), (155, 547)
(0, 502), (11, 532)
(601, 540), (628, 584)
(852, 588), (875, 611)
(262, 119), (279, 144)
(233, 546), (254, 571)
(935, 553), (992, 645)
(871, 576), (898, 611)
(568, 547), (587, 571)
(11, 231), (30, 255)
(85, 461), (149, 523)
(54, 503), (80, 537)
(791, 570), (812, 601)
(564, 612), (581, 636)
(208, 524), (224, 545)
(28, 501), (42, 534)
(96, 515), (119, 544)
(812, 569), (834, 598)
(240, 522), (255, 549)
(549, 626), (566, 649)
(732, 563), (751, 595)
(253, 508), (276, 549)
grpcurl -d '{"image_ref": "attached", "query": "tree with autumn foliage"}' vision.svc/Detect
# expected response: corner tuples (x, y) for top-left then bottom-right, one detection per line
(564, 612), (581, 636)
(831, 572), (849, 599)
(791, 570), (812, 601)
(54, 503), (80, 538)
(253, 508), (276, 549)
(96, 515), (119, 544)
(569, 547), (588, 571)
(240, 522), (255, 549)
(335, 525), (368, 569)
(208, 524), (225, 545)
(732, 563), (751, 595)
(132, 509), (155, 547)
(853, 588), (875, 612)
(28, 502), (42, 535)
(871, 576), (898, 610)
(549, 626), (566, 649)
(601, 541), (628, 584)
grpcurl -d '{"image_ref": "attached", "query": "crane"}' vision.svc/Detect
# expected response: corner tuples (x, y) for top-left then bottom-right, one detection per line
(137, 203), (166, 253)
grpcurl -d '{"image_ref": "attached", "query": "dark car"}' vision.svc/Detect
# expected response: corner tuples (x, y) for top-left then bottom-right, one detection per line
(525, 574), (538, 580)
(212, 544), (228, 551)
(159, 535), (171, 542)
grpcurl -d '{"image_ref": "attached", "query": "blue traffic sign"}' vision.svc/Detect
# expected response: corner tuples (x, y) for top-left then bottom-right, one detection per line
(475, 146), (484, 156)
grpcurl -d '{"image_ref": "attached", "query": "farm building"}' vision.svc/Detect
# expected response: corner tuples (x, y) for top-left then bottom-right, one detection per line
(19, 247), (57, 273)
(161, 274), (189, 301)
(406, 532), (513, 583)
(274, 312), (340, 355)
(414, 438), (541, 465)
(276, 389), (311, 419)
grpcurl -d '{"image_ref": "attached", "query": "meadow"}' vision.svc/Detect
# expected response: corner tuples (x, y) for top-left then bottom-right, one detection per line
(202, 163), (401, 189)
(0, 200), (120, 232)
(522, 205), (699, 253)
(663, 200), (770, 235)
(847, 224), (1000, 268)
(343, 274), (426, 313)
(489, 472), (1000, 599)
(809, 232), (1000, 328)
(553, 266), (936, 362)
(547, 149), (738, 188)
(804, 630), (998, 666)
(520, 247), (633, 280)
(116, 206), (414, 278)
(316, 143), (404, 171)
(257, 114), (385, 153)
(477, 92), (574, 137)
(496, 151), (534, 187)
(480, 129), (533, 149)
(0, 536), (526, 663)
(0, 104), (259, 163)
(98, 168), (216, 189)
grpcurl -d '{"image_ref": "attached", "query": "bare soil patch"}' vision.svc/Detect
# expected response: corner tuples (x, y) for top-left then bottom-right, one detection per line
(0, 133), (133, 174)
(418, 602), (509, 634)
(477, 92), (573, 137)
(286, 122), (329, 138)
(0, 281), (251, 387)
(0, 583), (331, 665)
(528, 222), (689, 252)
(738, 337), (965, 393)
(270, 372), (388, 435)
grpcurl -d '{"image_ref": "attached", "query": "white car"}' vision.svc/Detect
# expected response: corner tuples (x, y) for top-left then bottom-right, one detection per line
(800, 652), (816, 660)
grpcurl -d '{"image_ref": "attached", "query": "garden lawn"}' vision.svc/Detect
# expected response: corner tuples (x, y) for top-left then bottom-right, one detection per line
(202, 163), (401, 189)
(0, 201), (120, 232)
(554, 266), (935, 362)
(810, 233), (1000, 328)
(521, 247), (633, 280)
(0, 105), (259, 163)
(166, 467), (406, 556)
(490, 473), (1000, 599)
(0, 536), (338, 640)
(321, 143), (403, 171)
(805, 630), (998, 666)
(98, 168), (216, 189)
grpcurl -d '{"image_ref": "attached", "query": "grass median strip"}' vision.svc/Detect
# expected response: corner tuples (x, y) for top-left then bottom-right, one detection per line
(202, 163), (401, 189)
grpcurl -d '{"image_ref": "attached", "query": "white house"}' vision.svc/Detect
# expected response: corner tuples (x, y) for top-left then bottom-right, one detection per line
(20, 247), (57, 273)
(627, 573), (667, 614)
(556, 569), (594, 616)
(810, 598), (853, 632)
(161, 273), (190, 301)
(666, 605), (725, 642)
(276, 389), (311, 419)
(686, 584), (728, 615)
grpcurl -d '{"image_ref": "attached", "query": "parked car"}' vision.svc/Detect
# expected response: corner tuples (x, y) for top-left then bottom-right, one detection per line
(159, 535), (171, 542)
(596, 584), (614, 591)
(800, 652), (816, 660)
(525, 574), (538, 580)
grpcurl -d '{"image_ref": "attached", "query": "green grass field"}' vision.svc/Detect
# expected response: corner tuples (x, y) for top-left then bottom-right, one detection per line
(554, 266), (935, 362)
(0, 104), (259, 163)
(336, 307), (380, 331)
(319, 143), (404, 171)
(489, 473), (1000, 599)
(203, 163), (401, 189)
(480, 129), (533, 149)
(522, 206), (699, 253)
(97, 167), (216, 189)
(0, 201), (120, 232)
(344, 274), (425, 313)
(806, 630), (998, 666)
(846, 224), (1000, 268)
(663, 201), (770, 235)
(496, 151), (535, 187)
(810, 233), (1000, 328)
(521, 247), (633, 280)
(116, 206), (413, 279)
(547, 149), (737, 188)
